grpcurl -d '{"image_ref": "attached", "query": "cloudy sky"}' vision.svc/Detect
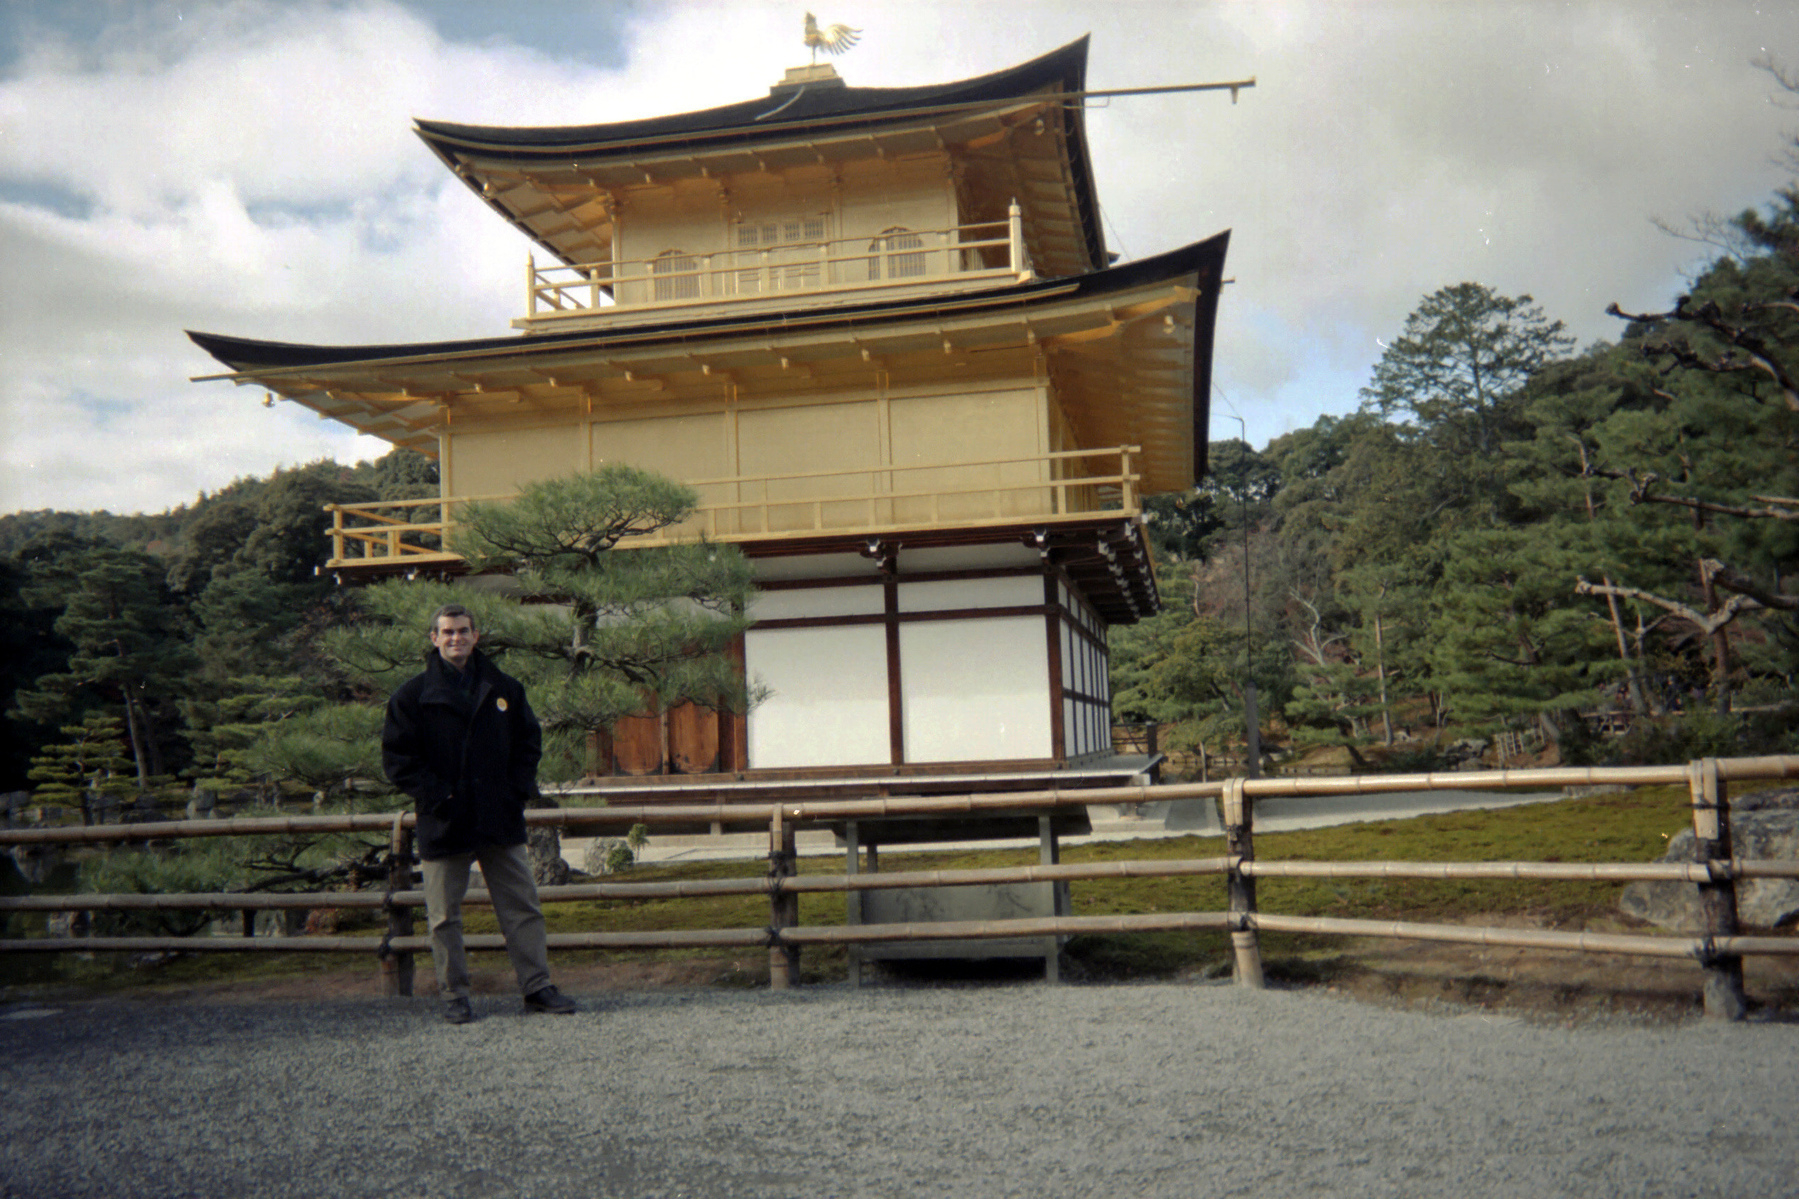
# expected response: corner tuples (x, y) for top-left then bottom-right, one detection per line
(4, 0), (1798, 516)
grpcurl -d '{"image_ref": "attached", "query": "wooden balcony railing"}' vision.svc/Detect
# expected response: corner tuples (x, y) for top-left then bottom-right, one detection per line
(323, 446), (1140, 570)
(523, 204), (1033, 325)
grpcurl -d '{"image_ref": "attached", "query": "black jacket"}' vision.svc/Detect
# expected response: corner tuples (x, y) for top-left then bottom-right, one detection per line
(381, 648), (543, 861)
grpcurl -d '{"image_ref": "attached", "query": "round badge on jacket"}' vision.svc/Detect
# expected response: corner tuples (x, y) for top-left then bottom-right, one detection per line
(496, 697), (509, 712)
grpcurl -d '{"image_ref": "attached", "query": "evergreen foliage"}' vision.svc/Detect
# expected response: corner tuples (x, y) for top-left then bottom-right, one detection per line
(12, 535), (197, 788)
(310, 465), (759, 781)
(26, 712), (138, 825)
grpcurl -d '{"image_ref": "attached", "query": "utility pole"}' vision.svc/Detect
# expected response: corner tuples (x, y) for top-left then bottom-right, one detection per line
(1225, 413), (1260, 779)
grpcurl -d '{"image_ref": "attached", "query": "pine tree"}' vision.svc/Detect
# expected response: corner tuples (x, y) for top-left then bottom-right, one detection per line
(27, 713), (137, 825)
(1428, 526), (1617, 747)
(13, 536), (197, 789)
(1360, 283), (1576, 459)
(314, 465), (759, 772)
(1576, 199), (1799, 711)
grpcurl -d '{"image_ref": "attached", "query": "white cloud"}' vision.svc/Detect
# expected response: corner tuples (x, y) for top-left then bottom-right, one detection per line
(2, 0), (1799, 513)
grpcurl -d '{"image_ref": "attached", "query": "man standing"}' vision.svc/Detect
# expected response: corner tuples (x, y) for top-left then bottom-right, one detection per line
(382, 603), (577, 1024)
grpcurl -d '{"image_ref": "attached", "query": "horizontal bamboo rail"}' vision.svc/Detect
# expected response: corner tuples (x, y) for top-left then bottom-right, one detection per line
(8, 854), (1799, 915)
(1247, 914), (1799, 960)
(0, 914), (1237, 956)
(10, 752), (1799, 847)
(0, 929), (772, 954)
(8, 918), (1792, 960)
(1237, 859), (1799, 881)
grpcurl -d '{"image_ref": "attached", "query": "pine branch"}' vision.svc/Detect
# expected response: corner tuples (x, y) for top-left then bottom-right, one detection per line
(1579, 465), (1799, 522)
(1702, 558), (1799, 611)
(1607, 299), (1799, 412)
(1574, 576), (1763, 636)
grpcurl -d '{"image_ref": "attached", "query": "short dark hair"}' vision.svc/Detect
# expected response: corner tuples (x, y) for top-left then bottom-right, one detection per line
(430, 604), (477, 634)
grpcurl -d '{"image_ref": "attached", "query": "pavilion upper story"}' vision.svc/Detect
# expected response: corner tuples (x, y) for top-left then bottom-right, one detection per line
(415, 41), (1106, 333)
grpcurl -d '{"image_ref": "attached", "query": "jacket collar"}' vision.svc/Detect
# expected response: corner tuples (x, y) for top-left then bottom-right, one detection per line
(420, 647), (495, 708)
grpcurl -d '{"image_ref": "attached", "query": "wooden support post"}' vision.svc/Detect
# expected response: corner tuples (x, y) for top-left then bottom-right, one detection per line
(1039, 815), (1062, 984)
(1007, 200), (1028, 278)
(845, 820), (863, 987)
(768, 806), (800, 990)
(381, 820), (415, 998)
(1222, 777), (1264, 988)
(1690, 758), (1746, 1020)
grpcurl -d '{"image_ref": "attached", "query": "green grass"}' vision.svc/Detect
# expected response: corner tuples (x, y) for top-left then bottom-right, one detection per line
(0, 786), (1701, 996)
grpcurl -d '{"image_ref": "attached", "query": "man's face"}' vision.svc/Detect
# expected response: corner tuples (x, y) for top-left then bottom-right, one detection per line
(430, 616), (479, 668)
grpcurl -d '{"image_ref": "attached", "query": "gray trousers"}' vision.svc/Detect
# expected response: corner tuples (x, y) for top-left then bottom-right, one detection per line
(421, 842), (551, 1000)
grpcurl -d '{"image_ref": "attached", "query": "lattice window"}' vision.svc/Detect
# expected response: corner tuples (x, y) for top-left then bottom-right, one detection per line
(734, 216), (827, 292)
(867, 227), (925, 280)
(651, 249), (699, 301)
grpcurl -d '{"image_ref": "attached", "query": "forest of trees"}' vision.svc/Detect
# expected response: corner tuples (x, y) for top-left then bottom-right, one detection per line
(1114, 190), (1799, 770)
(5, 89), (1798, 886)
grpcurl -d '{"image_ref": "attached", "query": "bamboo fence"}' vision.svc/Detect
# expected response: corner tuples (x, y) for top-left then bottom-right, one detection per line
(2, 755), (1797, 1018)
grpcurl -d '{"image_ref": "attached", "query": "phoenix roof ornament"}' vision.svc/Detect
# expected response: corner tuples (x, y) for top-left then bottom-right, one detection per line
(803, 13), (861, 63)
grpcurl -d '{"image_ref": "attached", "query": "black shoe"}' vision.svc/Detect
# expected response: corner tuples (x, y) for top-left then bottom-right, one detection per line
(443, 996), (475, 1025)
(523, 985), (576, 1015)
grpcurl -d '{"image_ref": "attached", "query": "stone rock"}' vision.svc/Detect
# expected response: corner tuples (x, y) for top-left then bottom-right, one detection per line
(252, 908), (306, 937)
(583, 838), (635, 875)
(1441, 738), (1489, 771)
(46, 910), (90, 938)
(5, 844), (64, 886)
(525, 796), (570, 886)
(528, 825), (569, 886)
(1619, 787), (1799, 931)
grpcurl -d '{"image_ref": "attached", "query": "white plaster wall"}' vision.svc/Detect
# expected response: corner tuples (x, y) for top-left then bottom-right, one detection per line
(896, 575), (1039, 613)
(750, 585), (884, 621)
(900, 617), (1051, 762)
(745, 625), (889, 768)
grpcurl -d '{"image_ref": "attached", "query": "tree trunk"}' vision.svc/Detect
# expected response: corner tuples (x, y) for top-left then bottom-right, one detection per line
(1373, 609), (1393, 746)
(118, 690), (153, 791)
(1600, 577), (1648, 714)
(1698, 557), (1733, 714)
(1582, 479), (1647, 715)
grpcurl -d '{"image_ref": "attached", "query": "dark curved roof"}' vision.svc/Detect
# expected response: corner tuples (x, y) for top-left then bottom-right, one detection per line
(414, 38), (1089, 157)
(414, 38), (1104, 278)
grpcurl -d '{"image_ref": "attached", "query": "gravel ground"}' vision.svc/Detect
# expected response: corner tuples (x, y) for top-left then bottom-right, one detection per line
(2, 982), (1796, 1199)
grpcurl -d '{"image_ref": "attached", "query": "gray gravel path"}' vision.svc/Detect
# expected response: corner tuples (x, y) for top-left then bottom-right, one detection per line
(3, 983), (1796, 1199)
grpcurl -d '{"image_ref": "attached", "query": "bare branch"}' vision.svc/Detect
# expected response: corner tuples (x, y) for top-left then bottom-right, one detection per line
(1648, 214), (1757, 257)
(1575, 577), (1763, 636)
(1632, 489), (1799, 522)
(1606, 301), (1675, 325)
(1580, 464), (1799, 522)
(1288, 590), (1346, 668)
(1703, 558), (1799, 611)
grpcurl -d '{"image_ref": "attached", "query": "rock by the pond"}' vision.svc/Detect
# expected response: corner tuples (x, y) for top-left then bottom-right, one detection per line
(1619, 787), (1799, 931)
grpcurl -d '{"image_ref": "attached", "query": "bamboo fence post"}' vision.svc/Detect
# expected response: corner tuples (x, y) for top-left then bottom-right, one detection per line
(1222, 777), (1264, 987)
(1040, 815), (1061, 984)
(380, 815), (415, 998)
(845, 820), (863, 987)
(767, 805), (799, 990)
(1690, 758), (1747, 1020)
